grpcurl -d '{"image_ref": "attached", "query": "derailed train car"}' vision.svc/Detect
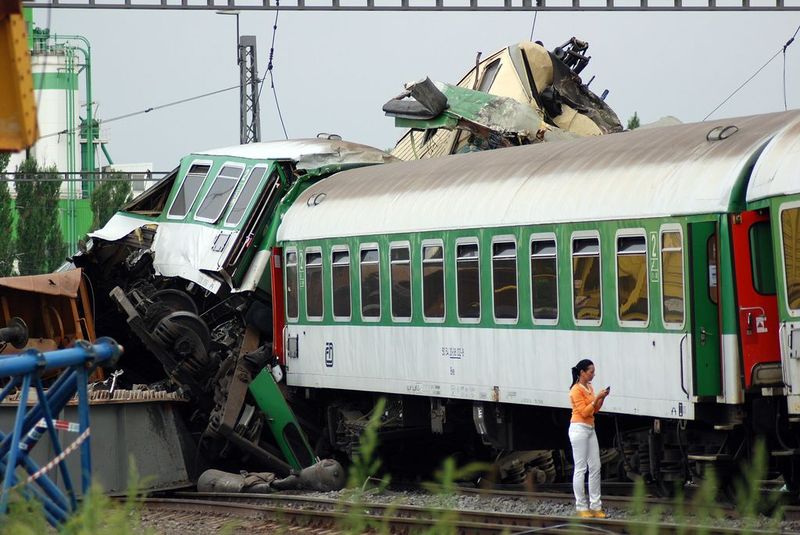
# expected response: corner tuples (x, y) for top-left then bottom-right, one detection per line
(72, 110), (800, 493)
(74, 139), (395, 472)
(273, 110), (800, 492)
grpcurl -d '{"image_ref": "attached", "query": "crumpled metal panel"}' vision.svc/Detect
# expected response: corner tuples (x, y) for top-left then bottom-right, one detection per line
(0, 269), (82, 298)
(746, 115), (800, 202)
(279, 111), (800, 242)
(196, 138), (397, 170)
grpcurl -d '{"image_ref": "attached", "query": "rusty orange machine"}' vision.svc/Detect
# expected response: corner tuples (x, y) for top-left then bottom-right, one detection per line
(0, 269), (95, 356)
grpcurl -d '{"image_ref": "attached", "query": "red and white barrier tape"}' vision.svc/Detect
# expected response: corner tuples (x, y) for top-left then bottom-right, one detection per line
(23, 427), (91, 486)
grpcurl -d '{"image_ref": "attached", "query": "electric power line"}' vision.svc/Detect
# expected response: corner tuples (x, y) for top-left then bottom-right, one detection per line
(38, 83), (241, 140)
(256, 0), (289, 139)
(783, 25), (798, 110)
(704, 24), (799, 120)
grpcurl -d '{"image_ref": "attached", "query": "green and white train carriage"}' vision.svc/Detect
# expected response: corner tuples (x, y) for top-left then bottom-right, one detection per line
(746, 117), (800, 417)
(276, 111), (800, 484)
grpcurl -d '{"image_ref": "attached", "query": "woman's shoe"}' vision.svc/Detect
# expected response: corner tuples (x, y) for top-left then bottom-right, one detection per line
(591, 509), (607, 518)
(576, 510), (594, 518)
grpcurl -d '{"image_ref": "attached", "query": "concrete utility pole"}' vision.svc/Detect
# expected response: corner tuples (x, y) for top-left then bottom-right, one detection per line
(239, 35), (261, 144)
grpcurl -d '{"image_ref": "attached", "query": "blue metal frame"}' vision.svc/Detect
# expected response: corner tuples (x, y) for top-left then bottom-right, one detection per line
(0, 338), (122, 525)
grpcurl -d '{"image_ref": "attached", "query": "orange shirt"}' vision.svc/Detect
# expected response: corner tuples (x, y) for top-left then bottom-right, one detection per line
(570, 382), (599, 426)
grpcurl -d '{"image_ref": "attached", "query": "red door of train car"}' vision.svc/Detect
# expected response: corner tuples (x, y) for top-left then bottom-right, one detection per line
(271, 247), (286, 366)
(730, 210), (781, 388)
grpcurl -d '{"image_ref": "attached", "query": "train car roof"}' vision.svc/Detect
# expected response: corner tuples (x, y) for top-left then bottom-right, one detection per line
(277, 110), (800, 241)
(195, 138), (394, 170)
(746, 115), (800, 202)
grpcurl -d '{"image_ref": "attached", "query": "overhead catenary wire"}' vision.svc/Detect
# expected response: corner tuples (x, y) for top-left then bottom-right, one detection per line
(528, 0), (542, 42)
(255, 0), (289, 140)
(784, 25), (798, 110)
(37, 7), (289, 143)
(704, 24), (799, 121)
(37, 83), (241, 140)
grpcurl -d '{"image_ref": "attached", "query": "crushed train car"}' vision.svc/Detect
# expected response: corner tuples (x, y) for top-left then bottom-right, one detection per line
(387, 38), (623, 160)
(70, 139), (395, 474)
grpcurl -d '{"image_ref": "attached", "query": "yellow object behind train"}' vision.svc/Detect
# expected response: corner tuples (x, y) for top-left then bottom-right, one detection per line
(0, 1), (37, 151)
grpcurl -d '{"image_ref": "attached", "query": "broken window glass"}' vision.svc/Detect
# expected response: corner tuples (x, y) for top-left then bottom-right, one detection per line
(196, 165), (244, 223)
(168, 163), (211, 218)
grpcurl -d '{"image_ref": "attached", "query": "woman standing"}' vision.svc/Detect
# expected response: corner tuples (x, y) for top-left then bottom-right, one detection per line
(568, 359), (610, 518)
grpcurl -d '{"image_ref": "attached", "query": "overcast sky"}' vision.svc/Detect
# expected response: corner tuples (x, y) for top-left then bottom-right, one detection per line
(32, 9), (800, 170)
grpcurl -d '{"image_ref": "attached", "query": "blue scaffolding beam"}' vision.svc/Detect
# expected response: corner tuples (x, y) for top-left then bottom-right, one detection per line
(0, 338), (123, 525)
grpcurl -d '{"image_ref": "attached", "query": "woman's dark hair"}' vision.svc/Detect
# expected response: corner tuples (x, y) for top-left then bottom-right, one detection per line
(570, 359), (594, 388)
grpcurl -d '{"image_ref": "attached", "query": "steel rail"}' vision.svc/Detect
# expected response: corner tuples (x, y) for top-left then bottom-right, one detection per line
(149, 492), (785, 534)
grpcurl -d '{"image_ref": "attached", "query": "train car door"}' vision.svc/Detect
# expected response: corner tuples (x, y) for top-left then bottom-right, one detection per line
(689, 222), (722, 397)
(730, 210), (781, 388)
(778, 202), (800, 414)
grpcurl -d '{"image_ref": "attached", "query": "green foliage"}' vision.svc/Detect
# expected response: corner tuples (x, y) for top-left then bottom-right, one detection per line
(0, 152), (10, 173)
(0, 175), (15, 276)
(1, 460), (155, 535)
(15, 158), (66, 275)
(420, 457), (490, 535)
(90, 172), (132, 231)
(627, 112), (641, 130)
(627, 441), (785, 534)
(733, 439), (784, 533)
(2, 491), (50, 535)
(339, 397), (393, 535)
(628, 477), (665, 535)
(346, 397), (391, 493)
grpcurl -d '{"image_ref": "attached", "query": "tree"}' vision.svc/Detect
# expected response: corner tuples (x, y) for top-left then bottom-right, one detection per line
(15, 158), (66, 275)
(627, 112), (641, 130)
(0, 153), (14, 276)
(90, 171), (132, 231)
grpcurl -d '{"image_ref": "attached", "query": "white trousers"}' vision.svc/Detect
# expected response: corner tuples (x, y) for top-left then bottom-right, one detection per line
(568, 422), (602, 511)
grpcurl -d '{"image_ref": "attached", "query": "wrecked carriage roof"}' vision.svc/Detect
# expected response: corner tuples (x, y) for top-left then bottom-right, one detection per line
(195, 138), (397, 170)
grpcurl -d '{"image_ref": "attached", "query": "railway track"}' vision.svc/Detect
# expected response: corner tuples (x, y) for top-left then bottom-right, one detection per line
(138, 491), (790, 534)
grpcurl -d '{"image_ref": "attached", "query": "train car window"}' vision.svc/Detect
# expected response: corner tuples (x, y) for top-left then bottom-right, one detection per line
(660, 230), (684, 326)
(750, 222), (776, 295)
(331, 249), (351, 320)
(360, 247), (381, 320)
(572, 237), (602, 323)
(225, 166), (268, 227)
(616, 235), (649, 325)
(285, 249), (298, 320)
(478, 59), (502, 93)
(195, 164), (245, 223)
(492, 240), (518, 321)
(708, 236), (718, 305)
(781, 206), (800, 311)
(531, 238), (558, 322)
(168, 163), (211, 218)
(305, 250), (323, 320)
(456, 242), (480, 321)
(390, 245), (412, 321)
(422, 243), (445, 320)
